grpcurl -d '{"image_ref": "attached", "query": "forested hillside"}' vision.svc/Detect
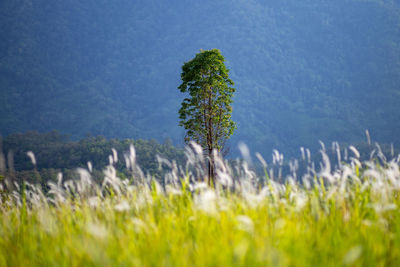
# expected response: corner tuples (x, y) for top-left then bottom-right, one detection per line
(0, 131), (184, 188)
(1, 0), (399, 157)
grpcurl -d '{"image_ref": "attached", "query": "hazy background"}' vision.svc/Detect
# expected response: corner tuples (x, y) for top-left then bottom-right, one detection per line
(1, 0), (399, 158)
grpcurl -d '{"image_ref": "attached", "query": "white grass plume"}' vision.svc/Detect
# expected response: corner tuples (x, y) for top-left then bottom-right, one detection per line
(26, 151), (36, 166)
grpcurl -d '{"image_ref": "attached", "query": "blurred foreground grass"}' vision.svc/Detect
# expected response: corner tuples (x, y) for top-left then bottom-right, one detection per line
(1, 144), (400, 266)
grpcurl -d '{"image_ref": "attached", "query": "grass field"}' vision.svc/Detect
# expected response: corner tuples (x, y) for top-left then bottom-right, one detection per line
(1, 143), (399, 266)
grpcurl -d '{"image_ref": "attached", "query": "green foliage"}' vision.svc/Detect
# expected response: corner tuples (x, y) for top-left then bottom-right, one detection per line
(1, 131), (185, 185)
(178, 49), (236, 153)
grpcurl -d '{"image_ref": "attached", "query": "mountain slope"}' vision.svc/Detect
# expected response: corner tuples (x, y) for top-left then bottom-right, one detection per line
(1, 0), (399, 157)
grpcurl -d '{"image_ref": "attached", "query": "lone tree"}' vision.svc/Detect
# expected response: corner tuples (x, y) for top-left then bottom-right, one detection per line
(178, 49), (236, 184)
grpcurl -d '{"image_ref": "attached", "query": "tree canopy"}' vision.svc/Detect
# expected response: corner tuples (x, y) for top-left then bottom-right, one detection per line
(178, 49), (236, 182)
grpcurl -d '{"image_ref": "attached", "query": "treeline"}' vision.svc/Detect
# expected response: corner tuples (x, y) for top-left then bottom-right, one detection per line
(0, 131), (398, 191)
(0, 131), (184, 189)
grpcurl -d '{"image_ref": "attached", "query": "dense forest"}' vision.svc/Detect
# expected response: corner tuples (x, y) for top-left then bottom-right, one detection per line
(1, 131), (397, 190)
(1, 0), (399, 158)
(0, 131), (184, 188)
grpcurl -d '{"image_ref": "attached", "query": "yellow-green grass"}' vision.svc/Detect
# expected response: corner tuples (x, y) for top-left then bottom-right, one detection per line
(1, 146), (400, 266)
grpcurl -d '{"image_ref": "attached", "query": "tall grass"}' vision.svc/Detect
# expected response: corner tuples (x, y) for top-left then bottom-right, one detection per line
(0, 142), (399, 266)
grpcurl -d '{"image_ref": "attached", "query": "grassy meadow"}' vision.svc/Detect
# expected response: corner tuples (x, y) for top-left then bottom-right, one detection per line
(0, 143), (400, 266)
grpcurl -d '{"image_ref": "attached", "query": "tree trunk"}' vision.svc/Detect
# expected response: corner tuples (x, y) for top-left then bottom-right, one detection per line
(208, 149), (215, 186)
